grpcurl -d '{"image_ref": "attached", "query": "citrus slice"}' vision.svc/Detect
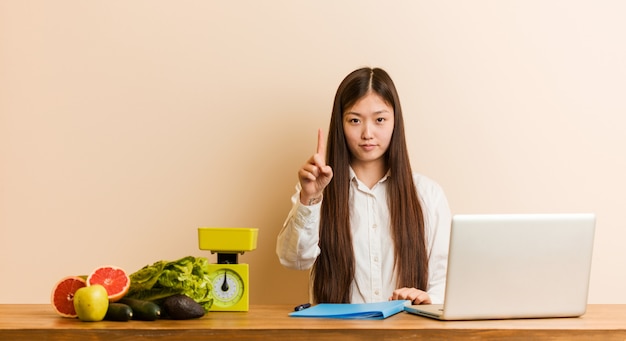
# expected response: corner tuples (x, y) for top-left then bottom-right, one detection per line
(87, 266), (131, 302)
(50, 276), (87, 317)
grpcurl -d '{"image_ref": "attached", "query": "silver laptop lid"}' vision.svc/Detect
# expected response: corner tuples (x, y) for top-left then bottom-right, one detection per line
(441, 213), (595, 320)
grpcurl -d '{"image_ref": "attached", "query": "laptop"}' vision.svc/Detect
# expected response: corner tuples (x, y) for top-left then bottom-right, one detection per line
(405, 213), (596, 320)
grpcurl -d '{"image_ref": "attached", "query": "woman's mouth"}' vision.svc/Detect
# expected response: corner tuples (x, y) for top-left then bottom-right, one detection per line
(360, 144), (376, 151)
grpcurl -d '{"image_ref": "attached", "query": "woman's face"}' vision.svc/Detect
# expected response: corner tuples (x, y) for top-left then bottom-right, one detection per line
(342, 91), (395, 168)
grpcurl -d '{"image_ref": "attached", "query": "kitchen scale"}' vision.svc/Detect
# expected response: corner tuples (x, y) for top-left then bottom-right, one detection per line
(198, 227), (258, 312)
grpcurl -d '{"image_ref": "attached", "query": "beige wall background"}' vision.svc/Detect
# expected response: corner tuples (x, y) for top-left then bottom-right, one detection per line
(1, 1), (625, 305)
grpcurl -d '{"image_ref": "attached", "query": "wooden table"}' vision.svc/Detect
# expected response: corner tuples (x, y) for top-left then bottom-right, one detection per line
(1, 304), (625, 340)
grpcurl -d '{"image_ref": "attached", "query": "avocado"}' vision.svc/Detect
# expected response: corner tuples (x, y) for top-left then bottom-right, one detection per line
(162, 294), (206, 320)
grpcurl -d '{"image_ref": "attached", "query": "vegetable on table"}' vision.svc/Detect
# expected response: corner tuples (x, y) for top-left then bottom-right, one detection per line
(118, 297), (161, 321)
(125, 256), (213, 312)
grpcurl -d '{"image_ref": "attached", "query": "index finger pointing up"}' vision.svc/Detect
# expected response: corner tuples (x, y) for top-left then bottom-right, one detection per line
(317, 128), (326, 156)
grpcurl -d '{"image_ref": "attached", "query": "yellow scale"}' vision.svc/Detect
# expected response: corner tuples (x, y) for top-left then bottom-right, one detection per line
(197, 227), (258, 312)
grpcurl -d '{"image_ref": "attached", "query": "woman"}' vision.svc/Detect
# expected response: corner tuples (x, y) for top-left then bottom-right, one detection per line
(276, 67), (451, 304)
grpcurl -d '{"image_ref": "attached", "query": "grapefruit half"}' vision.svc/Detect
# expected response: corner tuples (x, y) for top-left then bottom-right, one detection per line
(50, 276), (87, 317)
(87, 265), (131, 302)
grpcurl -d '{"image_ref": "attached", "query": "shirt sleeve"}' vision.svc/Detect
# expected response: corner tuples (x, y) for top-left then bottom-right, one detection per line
(415, 174), (452, 304)
(276, 183), (322, 270)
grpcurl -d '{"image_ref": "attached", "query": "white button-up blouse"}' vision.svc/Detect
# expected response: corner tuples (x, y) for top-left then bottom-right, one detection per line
(276, 169), (451, 304)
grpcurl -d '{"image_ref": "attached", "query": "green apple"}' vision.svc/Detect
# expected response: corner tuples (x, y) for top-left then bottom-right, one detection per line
(73, 284), (109, 322)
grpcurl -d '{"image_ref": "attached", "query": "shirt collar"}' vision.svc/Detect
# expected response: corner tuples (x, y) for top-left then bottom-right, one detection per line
(349, 166), (391, 184)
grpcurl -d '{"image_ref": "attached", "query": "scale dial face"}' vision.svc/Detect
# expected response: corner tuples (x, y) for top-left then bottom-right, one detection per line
(209, 268), (245, 308)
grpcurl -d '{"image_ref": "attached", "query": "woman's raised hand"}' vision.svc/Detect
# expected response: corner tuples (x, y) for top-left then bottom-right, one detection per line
(298, 129), (334, 205)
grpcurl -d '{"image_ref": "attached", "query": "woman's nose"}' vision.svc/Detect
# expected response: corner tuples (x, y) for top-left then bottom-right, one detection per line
(361, 123), (373, 139)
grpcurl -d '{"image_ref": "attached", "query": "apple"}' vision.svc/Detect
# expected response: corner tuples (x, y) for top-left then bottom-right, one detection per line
(73, 284), (109, 322)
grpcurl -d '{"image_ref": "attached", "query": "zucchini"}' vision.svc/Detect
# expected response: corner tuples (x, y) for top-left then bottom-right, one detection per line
(104, 303), (133, 322)
(118, 297), (161, 321)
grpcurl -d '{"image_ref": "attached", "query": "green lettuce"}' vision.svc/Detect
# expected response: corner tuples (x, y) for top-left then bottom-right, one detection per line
(126, 256), (213, 311)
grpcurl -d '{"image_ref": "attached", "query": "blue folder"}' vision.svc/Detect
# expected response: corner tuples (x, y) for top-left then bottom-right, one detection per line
(289, 300), (410, 320)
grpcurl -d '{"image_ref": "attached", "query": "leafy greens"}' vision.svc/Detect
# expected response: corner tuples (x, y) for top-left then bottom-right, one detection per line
(126, 256), (213, 311)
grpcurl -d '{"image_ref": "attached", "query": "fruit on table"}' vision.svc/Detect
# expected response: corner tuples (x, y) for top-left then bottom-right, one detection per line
(50, 276), (87, 317)
(87, 265), (130, 302)
(73, 284), (109, 322)
(52, 260), (211, 322)
(162, 294), (206, 320)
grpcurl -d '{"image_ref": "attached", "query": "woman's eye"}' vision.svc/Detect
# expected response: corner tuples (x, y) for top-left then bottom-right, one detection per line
(349, 118), (360, 124)
(377, 117), (385, 123)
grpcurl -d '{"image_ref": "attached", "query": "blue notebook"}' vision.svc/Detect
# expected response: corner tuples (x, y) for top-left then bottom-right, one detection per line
(289, 300), (410, 320)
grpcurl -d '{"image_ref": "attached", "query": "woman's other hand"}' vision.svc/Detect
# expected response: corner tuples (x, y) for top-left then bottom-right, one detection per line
(390, 287), (432, 305)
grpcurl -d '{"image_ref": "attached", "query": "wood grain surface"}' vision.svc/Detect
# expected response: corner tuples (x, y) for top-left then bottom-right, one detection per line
(1, 304), (625, 340)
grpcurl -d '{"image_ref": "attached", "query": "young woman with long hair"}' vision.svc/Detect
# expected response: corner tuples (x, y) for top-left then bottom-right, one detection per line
(277, 67), (451, 304)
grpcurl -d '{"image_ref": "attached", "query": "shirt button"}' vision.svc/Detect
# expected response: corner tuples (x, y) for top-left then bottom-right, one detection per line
(372, 224), (377, 229)
(374, 290), (380, 295)
(374, 257), (379, 263)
